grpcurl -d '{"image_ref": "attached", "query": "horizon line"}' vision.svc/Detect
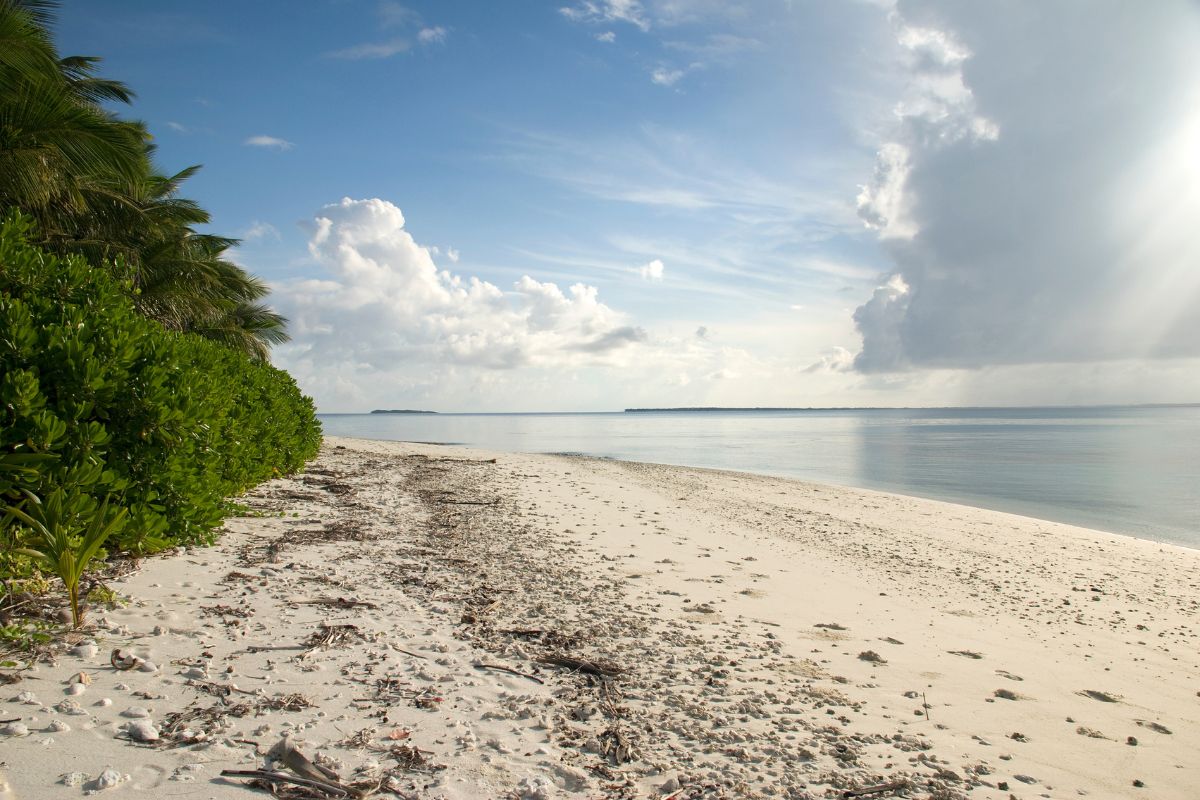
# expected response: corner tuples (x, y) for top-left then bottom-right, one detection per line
(318, 402), (1200, 415)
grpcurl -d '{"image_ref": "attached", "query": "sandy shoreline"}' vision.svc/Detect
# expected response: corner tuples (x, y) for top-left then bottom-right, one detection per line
(2, 436), (1197, 799)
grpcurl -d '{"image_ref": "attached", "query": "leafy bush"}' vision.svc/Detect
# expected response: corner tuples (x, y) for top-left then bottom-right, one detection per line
(0, 213), (321, 573)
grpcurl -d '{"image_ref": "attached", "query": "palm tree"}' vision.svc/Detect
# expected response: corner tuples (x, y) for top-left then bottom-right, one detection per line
(0, 2), (145, 235)
(0, 0), (290, 361)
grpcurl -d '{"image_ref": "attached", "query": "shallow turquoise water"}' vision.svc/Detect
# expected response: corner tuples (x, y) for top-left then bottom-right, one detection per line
(319, 406), (1200, 547)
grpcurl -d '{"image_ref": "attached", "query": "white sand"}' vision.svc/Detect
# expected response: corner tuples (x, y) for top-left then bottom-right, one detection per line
(2, 436), (1196, 799)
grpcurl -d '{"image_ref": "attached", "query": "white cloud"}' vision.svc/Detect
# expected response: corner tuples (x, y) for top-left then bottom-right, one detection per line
(243, 221), (281, 241)
(851, 1), (1200, 372)
(855, 142), (914, 239)
(855, 19), (995, 240)
(418, 26), (447, 44)
(560, 0), (650, 32)
(325, 38), (411, 59)
(270, 198), (768, 411)
(445, 247), (460, 263)
(277, 197), (645, 371)
(804, 346), (855, 374)
(595, 31), (616, 43)
(166, 121), (188, 133)
(650, 66), (685, 86)
(244, 135), (294, 150)
(638, 258), (665, 281)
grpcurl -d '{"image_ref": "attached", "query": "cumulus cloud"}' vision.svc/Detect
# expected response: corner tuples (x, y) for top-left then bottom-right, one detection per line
(595, 31), (616, 43)
(269, 198), (766, 410)
(638, 258), (665, 281)
(851, 0), (1200, 372)
(244, 135), (294, 150)
(276, 197), (647, 374)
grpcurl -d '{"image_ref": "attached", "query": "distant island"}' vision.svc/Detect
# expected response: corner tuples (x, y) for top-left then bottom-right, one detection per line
(369, 409), (438, 414)
(625, 407), (865, 413)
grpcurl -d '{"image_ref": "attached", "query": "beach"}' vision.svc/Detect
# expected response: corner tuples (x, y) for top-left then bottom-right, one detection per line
(2, 435), (1197, 799)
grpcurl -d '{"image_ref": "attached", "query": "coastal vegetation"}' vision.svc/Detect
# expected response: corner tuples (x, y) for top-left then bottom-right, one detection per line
(0, 1), (320, 626)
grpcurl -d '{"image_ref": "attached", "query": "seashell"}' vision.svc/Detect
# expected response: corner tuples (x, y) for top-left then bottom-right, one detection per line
(16, 690), (39, 705)
(121, 706), (151, 719)
(93, 767), (126, 789)
(1, 722), (29, 736)
(71, 671), (93, 685)
(124, 719), (159, 742)
(110, 649), (141, 671)
(137, 660), (158, 673)
(66, 683), (87, 696)
(47, 720), (70, 732)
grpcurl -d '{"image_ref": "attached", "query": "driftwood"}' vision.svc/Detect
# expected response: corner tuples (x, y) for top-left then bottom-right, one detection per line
(220, 737), (364, 797)
(537, 654), (624, 677)
(268, 737), (341, 783)
(473, 663), (545, 684)
(219, 769), (353, 798)
(841, 780), (908, 798)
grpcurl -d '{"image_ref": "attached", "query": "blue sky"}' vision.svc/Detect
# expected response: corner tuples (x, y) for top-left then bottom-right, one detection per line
(57, 1), (1200, 411)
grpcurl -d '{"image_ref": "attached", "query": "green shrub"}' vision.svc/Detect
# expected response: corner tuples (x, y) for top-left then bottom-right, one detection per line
(0, 213), (321, 568)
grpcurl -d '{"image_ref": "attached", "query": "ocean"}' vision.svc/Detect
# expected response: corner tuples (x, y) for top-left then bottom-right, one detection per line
(318, 406), (1200, 548)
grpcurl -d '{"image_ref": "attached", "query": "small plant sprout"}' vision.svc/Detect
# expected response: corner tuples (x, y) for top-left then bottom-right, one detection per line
(7, 490), (128, 628)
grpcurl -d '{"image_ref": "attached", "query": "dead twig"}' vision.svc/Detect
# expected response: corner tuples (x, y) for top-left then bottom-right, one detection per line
(473, 663), (545, 684)
(537, 653), (624, 677)
(294, 597), (379, 610)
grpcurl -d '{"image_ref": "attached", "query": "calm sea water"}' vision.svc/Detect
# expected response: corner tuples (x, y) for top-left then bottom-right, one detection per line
(319, 406), (1200, 548)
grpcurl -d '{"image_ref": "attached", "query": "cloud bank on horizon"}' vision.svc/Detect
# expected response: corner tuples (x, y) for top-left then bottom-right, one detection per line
(274, 198), (753, 410)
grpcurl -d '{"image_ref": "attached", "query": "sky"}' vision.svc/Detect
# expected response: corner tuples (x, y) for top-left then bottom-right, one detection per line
(57, 0), (1200, 412)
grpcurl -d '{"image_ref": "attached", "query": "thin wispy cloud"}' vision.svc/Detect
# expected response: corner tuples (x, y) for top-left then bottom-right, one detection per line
(325, 38), (411, 60)
(244, 135), (294, 150)
(595, 31), (616, 43)
(166, 121), (188, 133)
(664, 33), (762, 59)
(377, 0), (419, 29)
(326, 2), (447, 60)
(242, 221), (281, 241)
(560, 0), (650, 32)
